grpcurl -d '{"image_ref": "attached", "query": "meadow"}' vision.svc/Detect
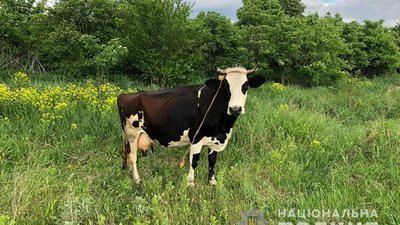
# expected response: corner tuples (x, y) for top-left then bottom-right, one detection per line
(0, 70), (399, 224)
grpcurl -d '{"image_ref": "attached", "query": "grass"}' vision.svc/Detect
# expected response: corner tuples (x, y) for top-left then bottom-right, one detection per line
(0, 70), (399, 224)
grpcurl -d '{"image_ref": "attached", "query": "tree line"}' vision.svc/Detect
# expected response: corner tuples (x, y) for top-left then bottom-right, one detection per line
(1, 0), (400, 87)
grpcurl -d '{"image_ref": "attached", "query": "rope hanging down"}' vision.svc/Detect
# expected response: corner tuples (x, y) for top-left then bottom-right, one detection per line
(179, 78), (224, 168)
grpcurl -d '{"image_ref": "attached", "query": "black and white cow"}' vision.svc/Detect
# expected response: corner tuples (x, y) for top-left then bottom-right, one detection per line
(117, 67), (265, 186)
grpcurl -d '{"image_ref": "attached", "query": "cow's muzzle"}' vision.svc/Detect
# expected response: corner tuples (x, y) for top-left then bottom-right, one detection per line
(229, 106), (242, 116)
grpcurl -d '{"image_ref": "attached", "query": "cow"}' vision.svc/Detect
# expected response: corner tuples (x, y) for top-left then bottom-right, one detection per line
(117, 66), (265, 186)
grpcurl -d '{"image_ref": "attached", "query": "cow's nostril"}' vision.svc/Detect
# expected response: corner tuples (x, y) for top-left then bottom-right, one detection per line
(229, 106), (242, 116)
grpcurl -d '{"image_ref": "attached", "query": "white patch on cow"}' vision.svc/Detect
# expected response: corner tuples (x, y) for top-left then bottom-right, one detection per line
(187, 141), (203, 186)
(124, 113), (141, 141)
(124, 111), (157, 149)
(201, 129), (232, 152)
(224, 68), (248, 115)
(168, 129), (190, 147)
(197, 86), (205, 108)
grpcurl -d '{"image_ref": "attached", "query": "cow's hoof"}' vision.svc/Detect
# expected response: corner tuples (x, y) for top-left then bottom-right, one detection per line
(209, 179), (217, 185)
(187, 181), (195, 187)
(208, 175), (217, 185)
(134, 177), (141, 184)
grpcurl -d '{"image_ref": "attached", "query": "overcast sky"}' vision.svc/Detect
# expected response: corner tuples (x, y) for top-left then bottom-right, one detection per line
(187, 0), (400, 27)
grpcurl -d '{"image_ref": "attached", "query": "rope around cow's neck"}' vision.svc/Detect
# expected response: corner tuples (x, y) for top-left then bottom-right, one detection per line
(179, 78), (224, 168)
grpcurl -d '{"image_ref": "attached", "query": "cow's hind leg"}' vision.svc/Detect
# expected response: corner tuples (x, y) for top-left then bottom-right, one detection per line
(187, 143), (202, 187)
(127, 136), (141, 184)
(208, 149), (218, 185)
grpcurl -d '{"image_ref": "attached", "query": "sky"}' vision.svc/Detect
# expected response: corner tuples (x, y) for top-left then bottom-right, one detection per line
(187, 0), (400, 27)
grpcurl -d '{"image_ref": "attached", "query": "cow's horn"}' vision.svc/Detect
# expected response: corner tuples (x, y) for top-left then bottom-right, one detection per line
(247, 65), (258, 74)
(217, 67), (227, 75)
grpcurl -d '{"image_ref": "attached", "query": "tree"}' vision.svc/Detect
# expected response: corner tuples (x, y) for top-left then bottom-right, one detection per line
(358, 20), (399, 77)
(341, 21), (369, 75)
(238, 0), (349, 86)
(0, 0), (46, 71)
(392, 21), (400, 72)
(260, 14), (348, 86)
(279, 0), (305, 17)
(192, 12), (252, 77)
(117, 0), (196, 87)
(237, 0), (283, 27)
(293, 15), (348, 85)
(48, 0), (119, 43)
(237, 0), (284, 73)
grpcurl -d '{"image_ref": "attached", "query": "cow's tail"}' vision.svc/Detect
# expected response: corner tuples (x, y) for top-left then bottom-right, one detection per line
(117, 96), (126, 131)
(117, 95), (129, 170)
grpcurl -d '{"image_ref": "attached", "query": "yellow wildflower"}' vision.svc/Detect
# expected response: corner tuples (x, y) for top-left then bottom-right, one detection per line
(0, 83), (16, 101)
(15, 87), (39, 104)
(271, 83), (286, 92)
(311, 140), (321, 146)
(71, 123), (78, 130)
(54, 102), (68, 110)
(277, 103), (289, 111)
(13, 71), (30, 86)
(361, 80), (373, 87)
(104, 96), (116, 108)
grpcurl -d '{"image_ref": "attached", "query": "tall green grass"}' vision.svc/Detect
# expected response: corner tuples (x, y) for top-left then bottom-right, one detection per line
(0, 70), (399, 224)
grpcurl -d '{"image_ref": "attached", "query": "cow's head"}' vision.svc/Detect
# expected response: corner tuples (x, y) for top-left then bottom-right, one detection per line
(205, 66), (265, 116)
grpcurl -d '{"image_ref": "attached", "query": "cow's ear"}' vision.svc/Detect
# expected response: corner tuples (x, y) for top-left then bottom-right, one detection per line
(205, 79), (220, 89)
(248, 76), (266, 88)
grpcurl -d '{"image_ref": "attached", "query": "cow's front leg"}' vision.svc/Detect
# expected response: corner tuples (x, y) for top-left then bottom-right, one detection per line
(208, 149), (218, 185)
(187, 143), (202, 187)
(127, 137), (141, 184)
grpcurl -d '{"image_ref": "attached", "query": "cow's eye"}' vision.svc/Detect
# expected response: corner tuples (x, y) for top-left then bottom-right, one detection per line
(242, 82), (249, 94)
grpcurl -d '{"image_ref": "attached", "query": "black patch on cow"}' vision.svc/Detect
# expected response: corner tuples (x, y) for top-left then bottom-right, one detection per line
(132, 120), (139, 128)
(214, 133), (227, 144)
(208, 149), (217, 181)
(248, 76), (266, 88)
(242, 81), (249, 94)
(205, 79), (221, 89)
(214, 142), (219, 145)
(138, 111), (143, 120)
(192, 153), (200, 169)
(117, 108), (127, 130)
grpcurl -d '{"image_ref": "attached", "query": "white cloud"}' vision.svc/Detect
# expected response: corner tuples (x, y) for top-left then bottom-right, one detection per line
(302, 0), (400, 27)
(186, 0), (243, 21)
